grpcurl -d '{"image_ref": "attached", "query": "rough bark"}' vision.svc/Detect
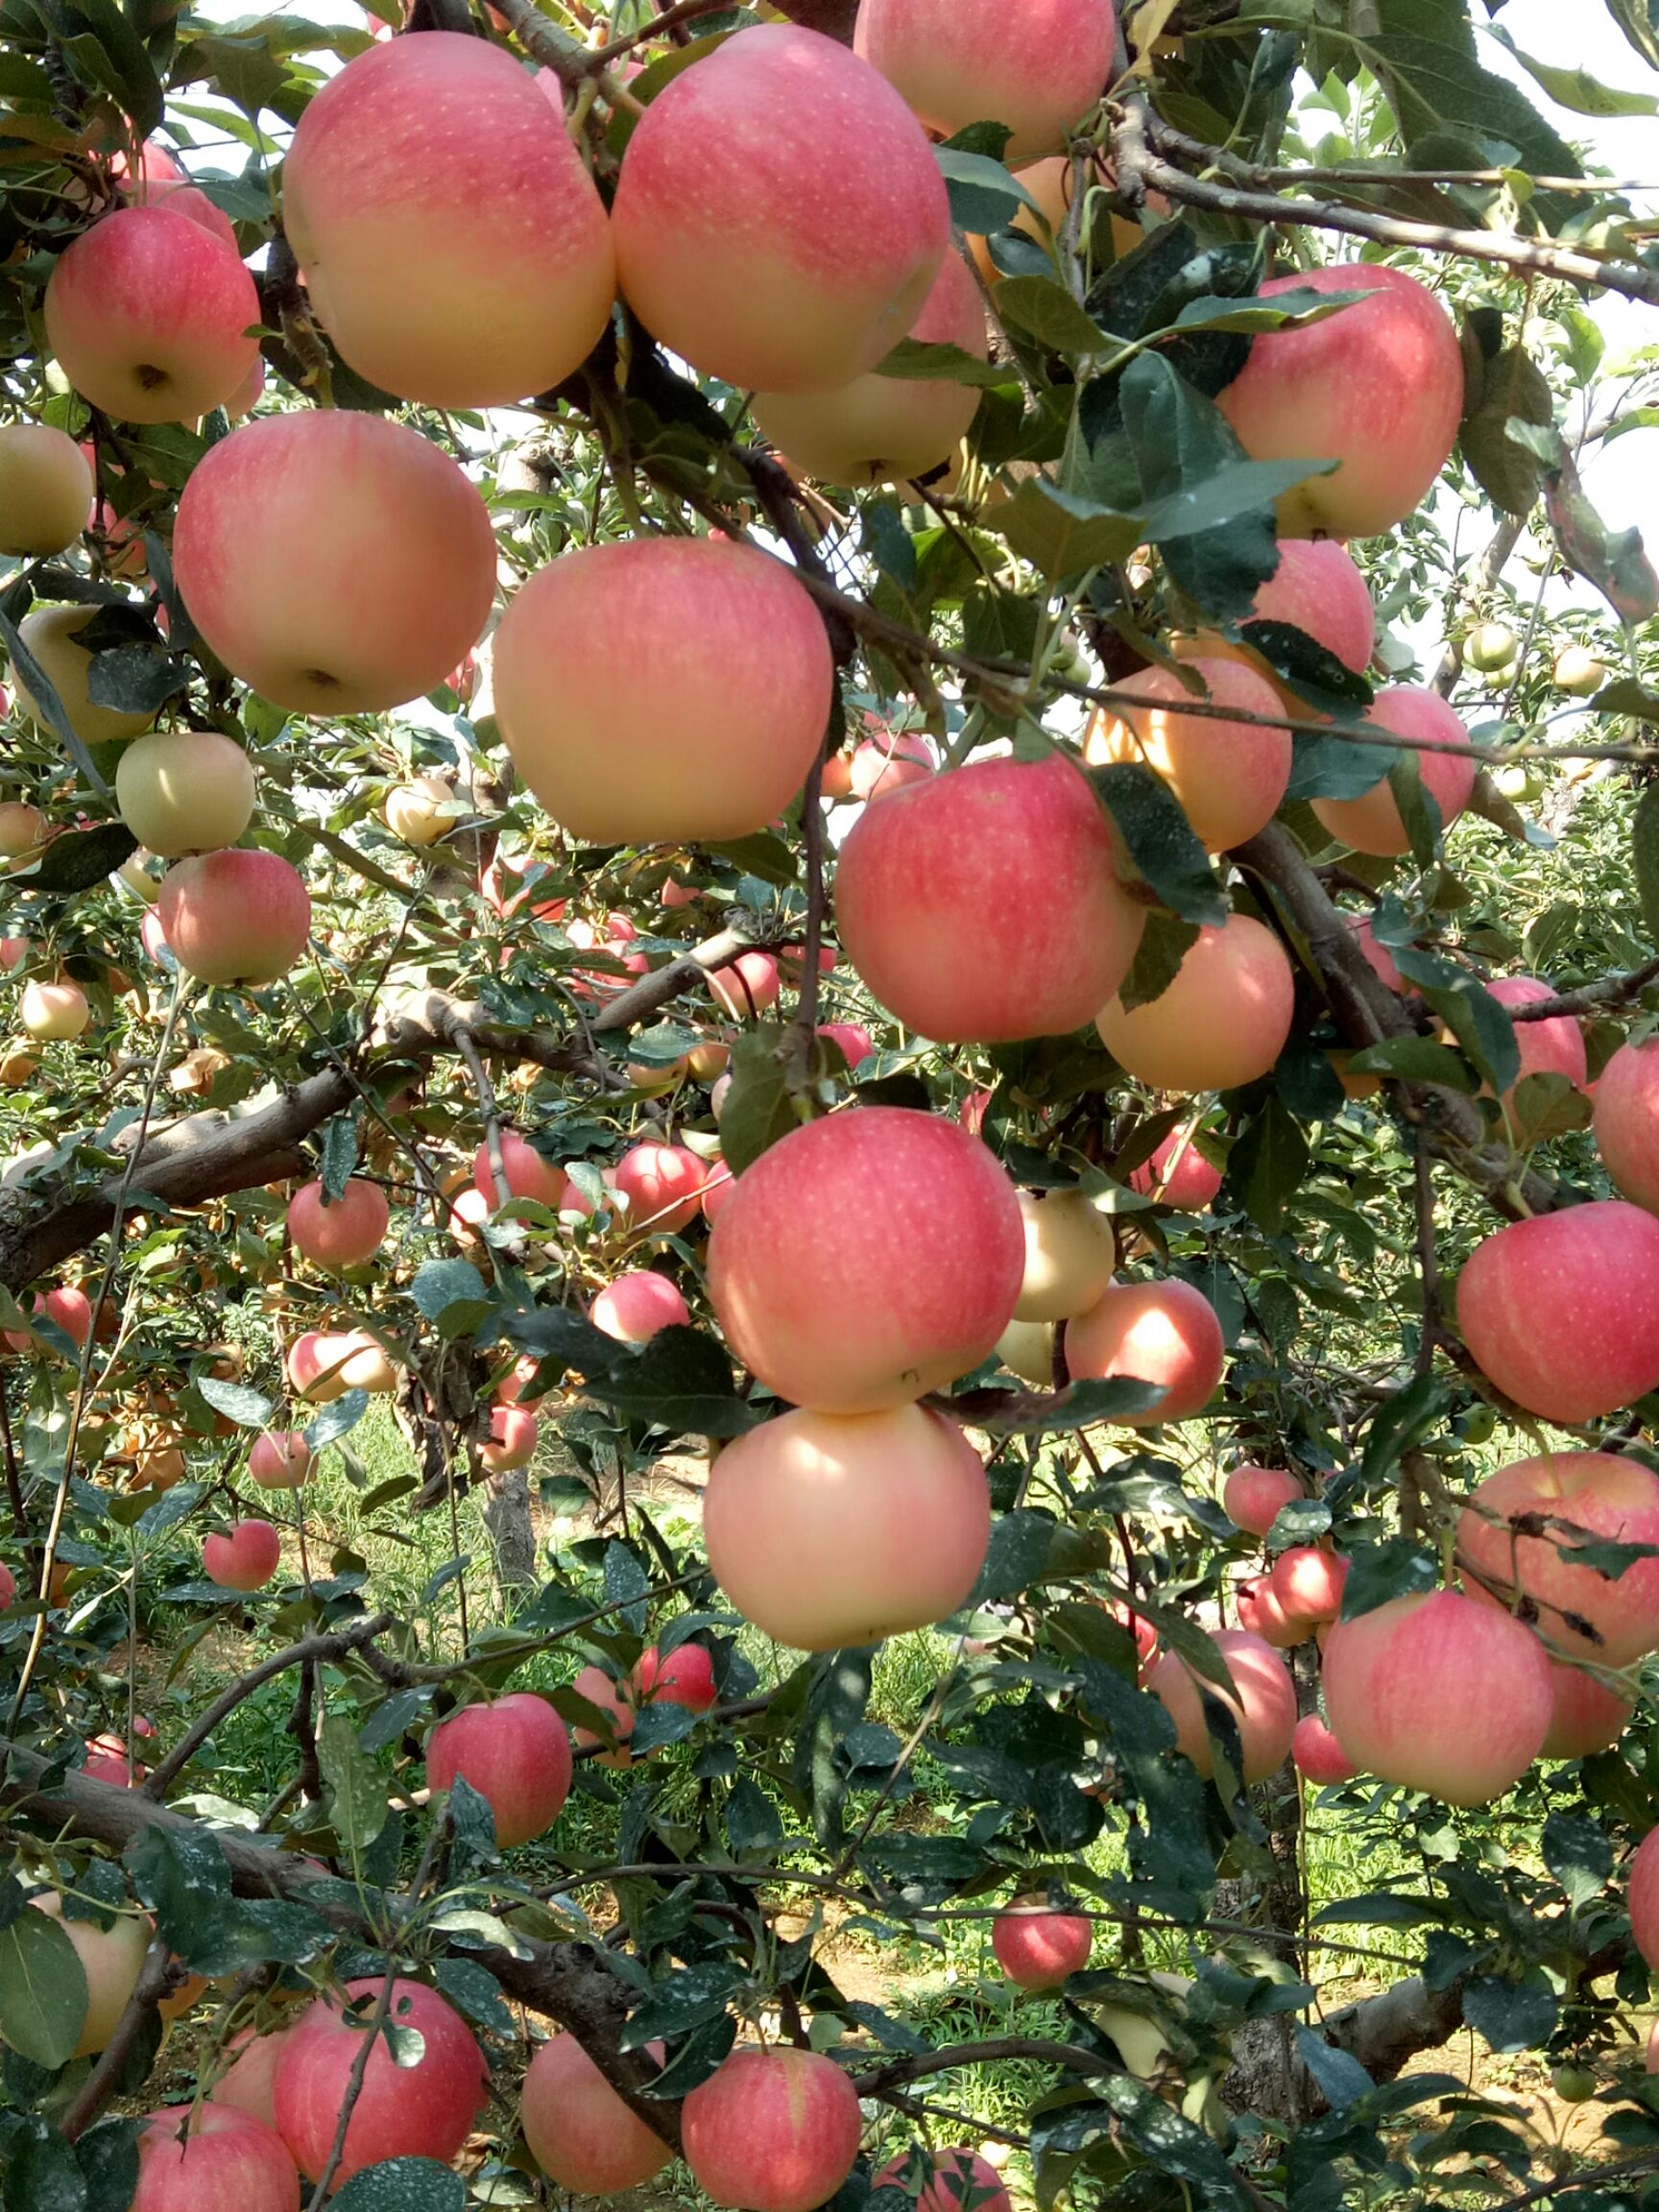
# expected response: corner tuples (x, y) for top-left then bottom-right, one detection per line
(483, 1467), (539, 1599)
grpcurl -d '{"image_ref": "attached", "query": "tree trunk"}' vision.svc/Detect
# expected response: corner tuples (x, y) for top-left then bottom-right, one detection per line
(483, 1467), (538, 1604)
(1216, 1763), (1312, 2124)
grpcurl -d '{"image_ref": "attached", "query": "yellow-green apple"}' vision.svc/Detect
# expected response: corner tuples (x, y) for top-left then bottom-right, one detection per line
(204, 1519), (281, 1592)
(494, 537), (833, 844)
(1012, 1189), (1116, 1322)
(1292, 1714), (1358, 1785)
(383, 774), (454, 847)
(1147, 1626), (1296, 1781)
(1095, 914), (1294, 1094)
(11, 1895), (147, 2057)
(283, 31), (615, 409)
(854, 0), (1117, 162)
(272, 1979), (485, 2183)
(156, 850), (311, 985)
(634, 1641), (718, 1712)
(424, 1693), (571, 1845)
(707, 1106), (1023, 1410)
(287, 1177), (388, 1269)
(1064, 1276), (1224, 1424)
(0, 801), (45, 855)
(682, 2046), (860, 2212)
(702, 1403), (990, 1648)
(480, 1404), (538, 1471)
(612, 24), (948, 395)
(1555, 645), (1606, 696)
(1320, 1588), (1553, 1804)
(873, 2150), (1011, 2212)
(132, 2104), (300, 2212)
(614, 1142), (707, 1235)
(20, 978), (88, 1040)
(1128, 1130), (1223, 1210)
(753, 251), (986, 487)
(44, 206), (260, 424)
(114, 729), (255, 856)
(1465, 621), (1517, 672)
(1221, 1463), (1304, 1537)
(1594, 1038), (1659, 1209)
(836, 755), (1144, 1043)
(591, 1269), (691, 1342)
(249, 1431), (314, 1490)
(1248, 538), (1376, 675)
(1214, 262), (1463, 538)
(1455, 1200), (1659, 1424)
(172, 411), (496, 715)
(997, 1316), (1055, 1386)
(1311, 686), (1475, 854)
(992, 1898), (1092, 1989)
(0, 423), (93, 556)
(1085, 647), (1290, 850)
(520, 2032), (671, 2196)
(1457, 1451), (1659, 1665)
(13, 603), (156, 744)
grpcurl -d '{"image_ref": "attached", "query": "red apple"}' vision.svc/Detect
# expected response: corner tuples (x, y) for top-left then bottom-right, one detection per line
(591, 1269), (691, 1342)
(0, 423), (92, 557)
(1483, 976), (1586, 1102)
(1086, 649), (1290, 851)
(494, 538), (833, 845)
(157, 850), (310, 986)
(1096, 914), (1295, 1094)
(173, 410), (496, 716)
(211, 2026), (295, 2131)
(1631, 1825), (1659, 1969)
(1215, 263), (1464, 539)
(634, 1641), (718, 1713)
(701, 1161), (738, 1223)
(284, 32), (614, 408)
(84, 1731), (142, 1787)
(1292, 1714), (1358, 1786)
(471, 1130), (565, 1210)
(991, 1898), (1093, 1990)
(613, 25), (949, 395)
(1455, 1200), (1659, 1425)
(0, 1562), (14, 1611)
(1064, 1276), (1224, 1425)
(1222, 1464), (1305, 1537)
(703, 1403), (989, 1649)
(1236, 1575), (1309, 1648)
(1129, 1130), (1223, 1211)
(613, 1142), (707, 1237)
(286, 1177), (389, 1269)
(425, 1693), (572, 1846)
(709, 950), (783, 1021)
(249, 1431), (315, 1491)
(132, 2103), (300, 2212)
(1542, 1662), (1632, 1760)
(1270, 1546), (1348, 1624)
(480, 1405), (539, 1472)
(1596, 1038), (1659, 1213)
(874, 2148), (1012, 2212)
(1147, 1627), (1297, 1783)
(682, 2044), (861, 2212)
(520, 2031), (671, 2195)
(1320, 1588), (1553, 1804)
(273, 1978), (485, 2182)
(1249, 538), (1376, 676)
(817, 1022), (873, 1070)
(850, 730), (933, 802)
(1311, 687), (1476, 854)
(1348, 913), (1406, 994)
(855, 0), (1117, 161)
(570, 1663), (636, 1764)
(1456, 1451), (1659, 1665)
(45, 206), (259, 424)
(204, 1520), (281, 1593)
(707, 1106), (1023, 1411)
(834, 754), (1145, 1043)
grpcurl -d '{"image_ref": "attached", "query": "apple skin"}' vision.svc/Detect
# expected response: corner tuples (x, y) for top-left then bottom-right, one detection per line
(0, 800), (44, 855)
(45, 206), (260, 424)
(1320, 1588), (1553, 1805)
(1249, 539), (1376, 675)
(703, 1403), (990, 1649)
(1310, 686), (1476, 854)
(854, 0), (1118, 163)
(570, 1663), (636, 1764)
(1270, 1546), (1348, 1623)
(283, 31), (614, 409)
(709, 950), (783, 1022)
(495, 538), (833, 846)
(1085, 650), (1290, 851)
(1631, 1826), (1659, 1969)
(286, 1177), (388, 1269)
(425, 1693), (572, 1847)
(21, 979), (89, 1041)
(877, 2150), (1012, 2212)
(1147, 1626), (1297, 1783)
(1456, 1452), (1659, 1666)
(0, 1562), (14, 1611)
(1455, 1200), (1659, 1425)
(634, 1641), (718, 1712)
(273, 1977), (486, 2183)
(520, 2032), (672, 2195)
(115, 730), (255, 857)
(211, 2026), (296, 2130)
(1063, 1276), (1225, 1426)
(1214, 263), (1464, 539)
(204, 1519), (281, 1593)
(1481, 976), (1586, 1102)
(14, 603), (156, 745)
(1595, 1039), (1659, 1211)
(0, 424), (93, 557)
(591, 1269), (691, 1343)
(992, 1898), (1093, 1989)
(249, 1431), (314, 1491)
(614, 1142), (708, 1236)
(132, 2103), (300, 2212)
(1542, 1663), (1632, 1760)
(1236, 1575), (1310, 1649)
(682, 2045), (862, 2212)
(754, 251), (986, 488)
(849, 729), (932, 801)
(157, 850), (311, 986)
(173, 411), (496, 717)
(1013, 1190), (1117, 1323)
(997, 1316), (1054, 1387)
(472, 1130), (565, 1209)
(835, 754), (1145, 1044)
(1096, 915), (1295, 1095)
(480, 1404), (539, 1472)
(384, 775), (453, 847)
(613, 24), (949, 396)
(1348, 914), (1406, 994)
(1129, 1131), (1223, 1212)
(707, 1106), (1024, 1412)
(1292, 1714), (1359, 1786)
(1222, 1464), (1305, 1538)
(18, 1895), (148, 2057)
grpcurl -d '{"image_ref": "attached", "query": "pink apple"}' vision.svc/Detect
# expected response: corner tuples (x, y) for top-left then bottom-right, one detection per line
(1596, 1038), (1659, 1212)
(1147, 1626), (1297, 1782)
(614, 1142), (707, 1235)
(1320, 1588), (1553, 1804)
(1215, 263), (1464, 539)
(703, 1404), (990, 1649)
(1236, 1575), (1310, 1649)
(494, 538), (833, 846)
(425, 1693), (572, 1846)
(480, 1404), (539, 1472)
(1064, 1277), (1225, 1425)
(1129, 1130), (1223, 1211)
(835, 755), (1146, 1043)
(1249, 538), (1376, 675)
(45, 206), (259, 424)
(1096, 914), (1295, 1094)
(204, 1520), (281, 1593)
(520, 2031), (671, 2195)
(286, 1177), (388, 1269)
(1222, 1464), (1306, 1537)
(0, 1563), (14, 1611)
(1292, 1714), (1359, 1786)
(211, 2026), (295, 2131)
(1484, 976), (1586, 1101)
(1311, 686), (1476, 854)
(591, 1269), (691, 1342)
(249, 1431), (314, 1491)
(173, 411), (496, 716)
(613, 25), (949, 395)
(1348, 913), (1406, 993)
(1086, 649), (1290, 851)
(991, 1898), (1093, 1989)
(634, 1641), (718, 1712)
(156, 851), (311, 986)
(284, 31), (614, 408)
(273, 1978), (485, 2182)
(682, 2045), (861, 2212)
(1457, 1451), (1659, 1665)
(570, 1663), (635, 1763)
(84, 1731), (142, 1787)
(132, 2103), (300, 2212)
(1270, 1546), (1348, 1624)
(855, 0), (1117, 162)
(1542, 1662), (1632, 1760)
(701, 1161), (738, 1223)
(707, 1106), (1023, 1411)
(472, 1130), (565, 1209)
(874, 2148), (1012, 2212)
(709, 950), (783, 1021)
(1455, 1200), (1659, 1424)
(850, 730), (932, 801)
(817, 1022), (873, 1070)
(1631, 1825), (1659, 1969)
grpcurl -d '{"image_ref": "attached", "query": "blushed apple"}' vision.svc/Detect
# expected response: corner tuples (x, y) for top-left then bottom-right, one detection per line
(1085, 647), (1290, 851)
(204, 1519), (281, 1593)
(682, 2044), (861, 2212)
(21, 979), (88, 1040)
(520, 2031), (671, 2196)
(992, 1898), (1093, 1990)
(286, 1177), (389, 1269)
(854, 0), (1118, 162)
(1595, 1037), (1659, 1211)
(425, 1693), (571, 1845)
(1310, 686), (1476, 854)
(1064, 1276), (1225, 1424)
(156, 850), (311, 985)
(1147, 1626), (1297, 1782)
(591, 1269), (691, 1342)
(249, 1431), (315, 1490)
(1096, 914), (1294, 1094)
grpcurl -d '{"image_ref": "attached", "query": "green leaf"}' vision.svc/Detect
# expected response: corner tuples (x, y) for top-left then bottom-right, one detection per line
(1634, 785), (1659, 946)
(585, 1326), (756, 1439)
(408, 1259), (491, 1334)
(996, 479), (1142, 577)
(1542, 1810), (1612, 1904)
(17, 823), (138, 896)
(1361, 1372), (1451, 1487)
(318, 1712), (390, 1855)
(319, 1118), (360, 1203)
(1118, 909), (1198, 1014)
(1459, 343), (1554, 517)
(1095, 2074), (1252, 2210)
(1088, 761), (1228, 926)
(717, 1028), (799, 1177)
(1606, 0), (1659, 71)
(995, 276), (1107, 354)
(1225, 1098), (1309, 1233)
(1295, 2025), (1374, 2111)
(85, 645), (186, 715)
(197, 1376), (274, 1431)
(302, 1389), (369, 1450)
(331, 2164), (466, 2212)
(1462, 1974), (1558, 2054)
(1338, 1538), (1438, 1623)
(874, 338), (1019, 389)
(1488, 26), (1659, 112)
(1343, 1037), (1479, 1091)
(1392, 949), (1519, 1098)
(934, 147), (1038, 233)
(0, 1905), (88, 2068)
(1, 2115), (84, 2212)
(75, 2122), (140, 2212)
(726, 1776), (783, 1856)
(621, 1961), (744, 2050)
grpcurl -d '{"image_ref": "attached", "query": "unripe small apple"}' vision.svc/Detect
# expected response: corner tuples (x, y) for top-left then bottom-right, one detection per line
(1554, 645), (1606, 697)
(1465, 621), (1518, 672)
(0, 423), (94, 557)
(997, 1316), (1055, 1387)
(383, 774), (455, 847)
(115, 730), (255, 856)
(13, 1895), (147, 2057)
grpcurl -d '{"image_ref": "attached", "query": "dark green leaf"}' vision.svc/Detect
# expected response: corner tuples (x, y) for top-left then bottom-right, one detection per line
(934, 147), (1037, 233)
(1343, 1037), (1478, 1091)
(1088, 761), (1227, 925)
(621, 1962), (743, 2049)
(17, 823), (137, 895)
(302, 1389), (369, 1451)
(1361, 1373), (1451, 1487)
(319, 1118), (359, 1203)
(1225, 1098), (1309, 1233)
(1542, 1810), (1611, 1904)
(1462, 1974), (1557, 2054)
(718, 1028), (799, 1176)
(1118, 909), (1198, 1014)
(1339, 1539), (1438, 1623)
(0, 1906), (87, 2068)
(585, 1326), (756, 1439)
(1459, 343), (1554, 516)
(1, 2115), (84, 2212)
(318, 1713), (390, 1854)
(85, 645), (186, 715)
(996, 276), (1107, 354)
(408, 1259), (491, 1334)
(1295, 2026), (1373, 2111)
(331, 2163), (466, 2212)
(726, 1777), (783, 1856)
(75, 2122), (139, 2212)
(996, 480), (1142, 578)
